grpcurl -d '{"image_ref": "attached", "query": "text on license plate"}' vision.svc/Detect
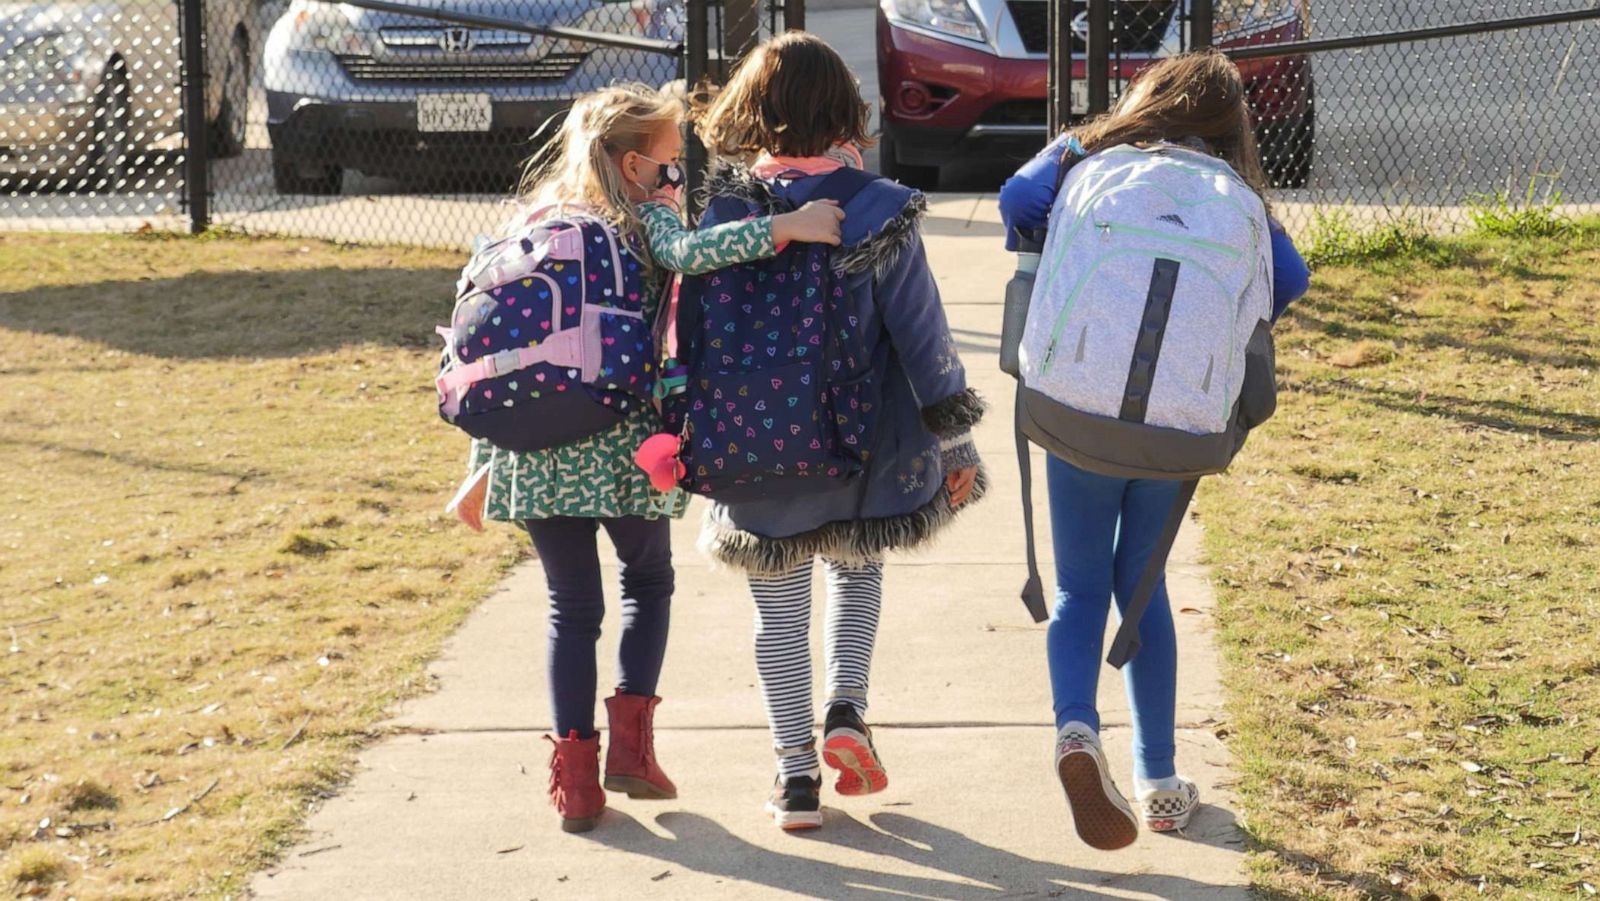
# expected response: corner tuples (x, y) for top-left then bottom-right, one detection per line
(417, 93), (492, 133)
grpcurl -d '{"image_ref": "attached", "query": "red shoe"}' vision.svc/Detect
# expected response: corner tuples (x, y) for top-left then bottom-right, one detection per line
(603, 691), (678, 800)
(546, 730), (605, 833)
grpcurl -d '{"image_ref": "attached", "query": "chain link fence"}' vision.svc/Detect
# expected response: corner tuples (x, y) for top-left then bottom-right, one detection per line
(1041, 0), (1600, 233)
(2, 0), (1596, 244)
(0, 0), (256, 231)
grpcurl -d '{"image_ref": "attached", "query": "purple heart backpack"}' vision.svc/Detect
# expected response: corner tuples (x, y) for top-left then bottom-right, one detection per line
(436, 208), (657, 452)
(666, 168), (881, 501)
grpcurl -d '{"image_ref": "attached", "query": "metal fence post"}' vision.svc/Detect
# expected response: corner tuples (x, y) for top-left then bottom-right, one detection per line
(179, 0), (209, 234)
(784, 0), (804, 34)
(684, 0), (709, 220)
(1190, 0), (1213, 50)
(1047, 0), (1070, 135)
(1085, 0), (1111, 115)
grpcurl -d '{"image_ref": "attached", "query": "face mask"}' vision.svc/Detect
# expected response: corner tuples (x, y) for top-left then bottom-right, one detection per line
(636, 153), (684, 192)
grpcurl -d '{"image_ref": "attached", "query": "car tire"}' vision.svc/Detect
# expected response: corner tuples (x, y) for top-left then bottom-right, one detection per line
(1259, 82), (1314, 190)
(879, 128), (940, 191)
(271, 149), (342, 195)
(85, 59), (132, 193)
(211, 31), (250, 159)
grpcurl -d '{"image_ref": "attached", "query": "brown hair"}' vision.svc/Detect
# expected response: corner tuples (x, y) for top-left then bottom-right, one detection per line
(514, 83), (681, 273)
(1073, 49), (1268, 202)
(696, 31), (873, 159)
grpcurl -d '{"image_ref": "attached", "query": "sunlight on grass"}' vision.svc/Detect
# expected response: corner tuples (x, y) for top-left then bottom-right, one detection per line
(1203, 222), (1600, 899)
(0, 232), (525, 899)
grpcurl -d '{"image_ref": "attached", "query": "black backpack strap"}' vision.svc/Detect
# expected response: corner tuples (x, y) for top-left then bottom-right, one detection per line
(1105, 477), (1199, 669)
(1016, 390), (1049, 624)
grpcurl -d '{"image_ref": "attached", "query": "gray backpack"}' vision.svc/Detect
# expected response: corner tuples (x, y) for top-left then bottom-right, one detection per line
(1006, 143), (1278, 667)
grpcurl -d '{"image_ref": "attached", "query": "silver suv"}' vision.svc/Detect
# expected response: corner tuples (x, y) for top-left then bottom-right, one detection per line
(262, 0), (681, 193)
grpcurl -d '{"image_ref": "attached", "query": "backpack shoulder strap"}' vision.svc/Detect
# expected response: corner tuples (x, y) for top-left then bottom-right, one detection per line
(1053, 136), (1089, 196)
(1105, 477), (1198, 668)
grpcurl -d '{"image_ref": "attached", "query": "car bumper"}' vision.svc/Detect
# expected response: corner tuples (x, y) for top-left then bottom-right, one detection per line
(267, 93), (570, 176)
(877, 14), (1310, 167)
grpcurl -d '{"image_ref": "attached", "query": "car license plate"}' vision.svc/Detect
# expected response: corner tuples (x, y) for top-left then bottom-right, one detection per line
(417, 93), (492, 133)
(1069, 80), (1121, 114)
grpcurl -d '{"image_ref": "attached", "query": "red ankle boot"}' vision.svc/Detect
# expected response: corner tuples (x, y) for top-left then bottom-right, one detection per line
(546, 730), (605, 833)
(603, 691), (677, 800)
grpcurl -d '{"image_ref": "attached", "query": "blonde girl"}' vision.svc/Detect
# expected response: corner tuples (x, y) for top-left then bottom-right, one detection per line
(462, 83), (846, 833)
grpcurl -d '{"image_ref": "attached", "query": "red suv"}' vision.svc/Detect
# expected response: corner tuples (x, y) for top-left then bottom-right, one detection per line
(876, 0), (1314, 189)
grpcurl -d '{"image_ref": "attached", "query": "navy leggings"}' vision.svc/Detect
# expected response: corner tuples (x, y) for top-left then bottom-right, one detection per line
(522, 516), (674, 739)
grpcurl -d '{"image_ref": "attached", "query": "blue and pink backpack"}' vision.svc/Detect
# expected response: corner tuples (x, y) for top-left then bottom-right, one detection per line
(666, 169), (880, 501)
(436, 209), (657, 452)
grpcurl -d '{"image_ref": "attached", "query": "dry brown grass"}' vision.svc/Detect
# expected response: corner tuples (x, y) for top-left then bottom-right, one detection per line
(1202, 222), (1600, 898)
(0, 232), (525, 899)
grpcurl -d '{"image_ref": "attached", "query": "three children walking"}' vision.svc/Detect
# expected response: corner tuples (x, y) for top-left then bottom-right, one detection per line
(439, 31), (1306, 848)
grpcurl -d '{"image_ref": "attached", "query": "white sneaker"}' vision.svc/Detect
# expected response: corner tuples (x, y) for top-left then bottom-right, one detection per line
(1137, 776), (1201, 832)
(1054, 722), (1139, 850)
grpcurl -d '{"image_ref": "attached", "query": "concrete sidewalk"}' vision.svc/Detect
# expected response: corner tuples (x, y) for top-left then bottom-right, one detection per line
(250, 206), (1249, 901)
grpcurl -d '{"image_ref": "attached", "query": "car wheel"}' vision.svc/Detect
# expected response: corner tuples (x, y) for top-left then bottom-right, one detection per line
(879, 128), (940, 191)
(86, 59), (132, 193)
(211, 31), (250, 158)
(1259, 82), (1314, 190)
(271, 149), (342, 195)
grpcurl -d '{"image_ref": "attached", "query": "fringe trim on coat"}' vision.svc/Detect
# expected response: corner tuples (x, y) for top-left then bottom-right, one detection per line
(698, 465), (990, 575)
(921, 388), (987, 439)
(699, 164), (928, 277)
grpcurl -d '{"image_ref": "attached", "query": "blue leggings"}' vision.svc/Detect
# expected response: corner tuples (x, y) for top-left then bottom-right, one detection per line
(1045, 456), (1179, 781)
(522, 516), (674, 740)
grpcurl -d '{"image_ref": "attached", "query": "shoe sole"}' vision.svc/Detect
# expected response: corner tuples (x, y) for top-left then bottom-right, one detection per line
(559, 814), (601, 834)
(764, 800), (823, 831)
(822, 730), (888, 797)
(1057, 749), (1139, 851)
(603, 774), (677, 800)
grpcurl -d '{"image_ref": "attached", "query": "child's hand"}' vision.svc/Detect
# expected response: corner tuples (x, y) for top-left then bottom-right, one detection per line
(773, 200), (846, 247)
(946, 466), (978, 508)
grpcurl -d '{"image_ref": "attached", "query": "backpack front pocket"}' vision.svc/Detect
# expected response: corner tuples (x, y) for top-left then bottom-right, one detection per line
(684, 360), (839, 490)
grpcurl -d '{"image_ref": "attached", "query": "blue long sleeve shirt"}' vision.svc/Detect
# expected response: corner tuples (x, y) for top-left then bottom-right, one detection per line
(998, 134), (1311, 321)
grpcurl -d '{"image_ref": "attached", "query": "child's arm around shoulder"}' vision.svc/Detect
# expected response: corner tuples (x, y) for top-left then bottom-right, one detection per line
(638, 197), (845, 276)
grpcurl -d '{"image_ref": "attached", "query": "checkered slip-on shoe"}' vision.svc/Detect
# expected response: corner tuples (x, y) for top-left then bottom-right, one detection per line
(1137, 777), (1201, 832)
(1054, 722), (1139, 851)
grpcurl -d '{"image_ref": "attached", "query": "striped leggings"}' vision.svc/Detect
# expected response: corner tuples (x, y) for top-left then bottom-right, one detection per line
(749, 557), (884, 779)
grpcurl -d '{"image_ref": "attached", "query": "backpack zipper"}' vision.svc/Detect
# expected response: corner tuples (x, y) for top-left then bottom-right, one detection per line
(1092, 221), (1245, 259)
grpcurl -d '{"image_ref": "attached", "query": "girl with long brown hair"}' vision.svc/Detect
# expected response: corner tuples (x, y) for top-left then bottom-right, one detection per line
(998, 49), (1309, 848)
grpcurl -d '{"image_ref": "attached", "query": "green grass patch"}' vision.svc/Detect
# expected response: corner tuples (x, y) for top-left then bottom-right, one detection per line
(1467, 177), (1576, 240)
(0, 232), (525, 899)
(1300, 208), (1448, 269)
(1203, 225), (1600, 898)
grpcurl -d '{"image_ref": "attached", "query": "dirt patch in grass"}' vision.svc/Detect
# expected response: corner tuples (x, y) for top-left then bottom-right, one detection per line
(0, 232), (524, 899)
(1202, 223), (1600, 898)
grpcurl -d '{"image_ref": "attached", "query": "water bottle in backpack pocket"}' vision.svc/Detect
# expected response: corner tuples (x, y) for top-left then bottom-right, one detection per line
(435, 213), (657, 453)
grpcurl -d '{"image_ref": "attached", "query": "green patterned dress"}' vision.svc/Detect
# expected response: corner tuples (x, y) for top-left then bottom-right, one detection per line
(467, 201), (776, 522)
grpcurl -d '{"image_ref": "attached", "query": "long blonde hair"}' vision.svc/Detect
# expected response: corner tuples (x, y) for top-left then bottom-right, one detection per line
(1074, 49), (1268, 205)
(516, 83), (681, 272)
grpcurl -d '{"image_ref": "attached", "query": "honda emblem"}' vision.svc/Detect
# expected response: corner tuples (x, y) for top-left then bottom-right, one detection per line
(439, 27), (474, 52)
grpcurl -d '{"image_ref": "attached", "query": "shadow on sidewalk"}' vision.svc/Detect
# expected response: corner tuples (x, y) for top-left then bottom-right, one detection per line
(591, 806), (1245, 900)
